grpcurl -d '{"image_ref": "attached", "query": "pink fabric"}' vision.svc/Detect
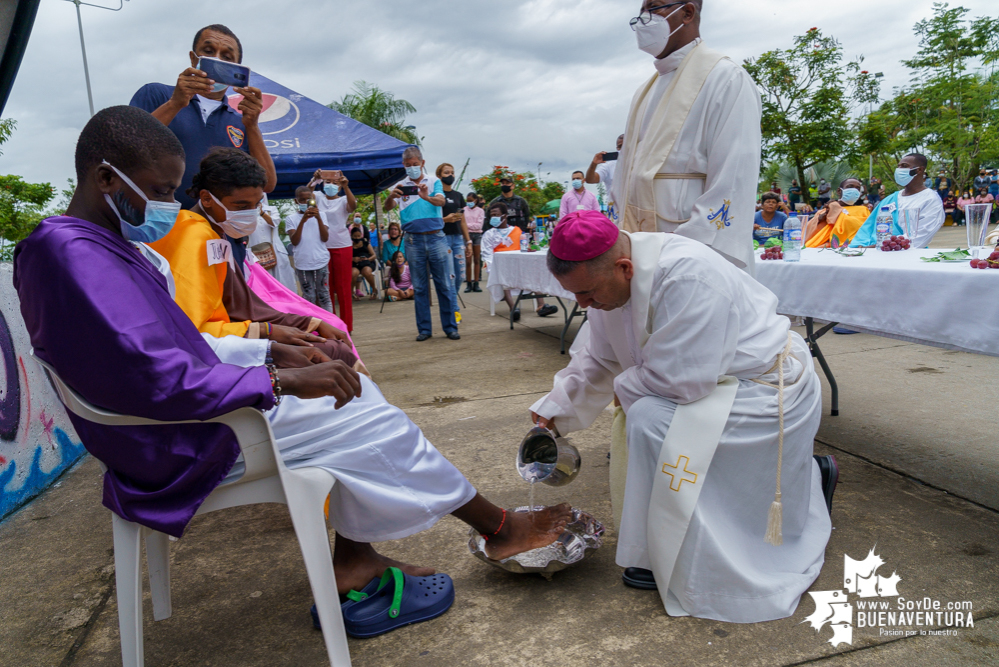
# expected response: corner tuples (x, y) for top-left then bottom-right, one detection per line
(245, 262), (359, 358)
(464, 206), (484, 233)
(550, 210), (619, 261)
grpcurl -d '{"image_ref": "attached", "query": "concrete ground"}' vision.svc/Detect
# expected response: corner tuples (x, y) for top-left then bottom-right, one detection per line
(2, 246), (999, 666)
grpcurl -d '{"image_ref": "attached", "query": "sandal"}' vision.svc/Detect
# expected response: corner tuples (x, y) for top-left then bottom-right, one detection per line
(341, 567), (454, 638)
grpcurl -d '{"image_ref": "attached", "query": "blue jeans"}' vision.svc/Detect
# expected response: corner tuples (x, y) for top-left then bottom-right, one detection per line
(406, 231), (458, 336)
(446, 234), (466, 297)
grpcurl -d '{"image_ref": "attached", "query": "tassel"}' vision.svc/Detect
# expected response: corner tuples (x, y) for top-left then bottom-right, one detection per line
(764, 492), (783, 546)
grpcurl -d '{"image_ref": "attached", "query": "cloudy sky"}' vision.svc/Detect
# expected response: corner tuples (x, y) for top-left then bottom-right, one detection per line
(2, 0), (996, 196)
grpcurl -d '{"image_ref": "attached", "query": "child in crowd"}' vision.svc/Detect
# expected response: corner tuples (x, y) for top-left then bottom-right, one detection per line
(287, 186), (333, 311)
(386, 251), (414, 301)
(464, 192), (485, 293)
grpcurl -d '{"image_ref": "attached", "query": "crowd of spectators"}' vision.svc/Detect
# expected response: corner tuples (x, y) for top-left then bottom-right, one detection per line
(758, 164), (998, 241)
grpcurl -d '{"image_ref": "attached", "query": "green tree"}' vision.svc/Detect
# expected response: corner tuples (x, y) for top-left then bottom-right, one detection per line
(0, 175), (55, 257)
(470, 166), (565, 215)
(0, 119), (14, 156)
(329, 81), (420, 145)
(0, 118), (56, 259)
(859, 3), (999, 194)
(745, 28), (879, 197)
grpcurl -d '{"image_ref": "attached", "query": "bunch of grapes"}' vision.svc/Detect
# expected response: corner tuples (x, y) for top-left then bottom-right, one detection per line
(761, 246), (783, 260)
(880, 235), (911, 251)
(970, 250), (999, 269)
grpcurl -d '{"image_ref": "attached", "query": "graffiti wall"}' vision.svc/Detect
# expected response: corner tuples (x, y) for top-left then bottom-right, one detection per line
(0, 263), (85, 521)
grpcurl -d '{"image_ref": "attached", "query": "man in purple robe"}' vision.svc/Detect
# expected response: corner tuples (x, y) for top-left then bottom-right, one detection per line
(14, 105), (570, 597)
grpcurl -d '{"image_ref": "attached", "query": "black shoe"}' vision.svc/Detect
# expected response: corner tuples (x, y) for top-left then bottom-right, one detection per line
(512, 308), (521, 322)
(446, 331), (461, 340)
(536, 304), (558, 318)
(622, 567), (657, 590)
(472, 282), (483, 293)
(814, 455), (839, 516)
(464, 283), (473, 293)
(416, 333), (432, 342)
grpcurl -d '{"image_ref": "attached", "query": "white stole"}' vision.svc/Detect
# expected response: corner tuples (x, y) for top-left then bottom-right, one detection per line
(648, 377), (738, 615)
(610, 231), (739, 614)
(617, 42), (726, 233)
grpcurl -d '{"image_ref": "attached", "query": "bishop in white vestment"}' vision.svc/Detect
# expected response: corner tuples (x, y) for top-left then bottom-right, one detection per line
(532, 212), (833, 623)
(615, 2), (762, 274)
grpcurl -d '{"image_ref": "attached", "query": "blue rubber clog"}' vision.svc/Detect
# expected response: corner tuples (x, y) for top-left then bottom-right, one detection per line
(343, 567), (454, 638)
(310, 576), (382, 630)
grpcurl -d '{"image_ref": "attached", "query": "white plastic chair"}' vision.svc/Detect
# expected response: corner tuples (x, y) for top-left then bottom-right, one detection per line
(31, 351), (351, 667)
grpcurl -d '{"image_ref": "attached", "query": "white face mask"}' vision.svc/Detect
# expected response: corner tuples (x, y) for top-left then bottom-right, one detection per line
(206, 191), (259, 238)
(634, 5), (685, 57)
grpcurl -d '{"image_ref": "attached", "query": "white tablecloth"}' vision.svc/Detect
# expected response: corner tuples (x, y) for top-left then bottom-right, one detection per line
(487, 250), (575, 311)
(754, 248), (999, 356)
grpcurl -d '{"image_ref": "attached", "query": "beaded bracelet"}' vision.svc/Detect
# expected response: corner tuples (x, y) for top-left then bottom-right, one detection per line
(480, 508), (507, 541)
(266, 364), (282, 405)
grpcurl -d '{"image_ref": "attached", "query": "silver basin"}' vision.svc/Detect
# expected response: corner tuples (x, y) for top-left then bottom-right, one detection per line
(468, 507), (605, 575)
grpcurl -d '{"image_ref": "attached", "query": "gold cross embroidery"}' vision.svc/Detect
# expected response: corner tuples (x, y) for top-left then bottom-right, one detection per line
(661, 455), (698, 492)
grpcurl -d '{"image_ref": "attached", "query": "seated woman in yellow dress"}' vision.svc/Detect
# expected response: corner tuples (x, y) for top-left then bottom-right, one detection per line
(804, 178), (870, 248)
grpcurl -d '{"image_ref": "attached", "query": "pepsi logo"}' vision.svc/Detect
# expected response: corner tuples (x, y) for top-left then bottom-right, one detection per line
(226, 93), (300, 136)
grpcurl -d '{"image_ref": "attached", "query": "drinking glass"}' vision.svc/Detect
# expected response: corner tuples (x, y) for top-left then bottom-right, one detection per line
(899, 209), (920, 247)
(964, 203), (991, 259)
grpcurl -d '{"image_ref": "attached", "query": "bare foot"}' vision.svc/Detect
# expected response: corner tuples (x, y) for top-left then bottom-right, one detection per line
(332, 537), (435, 595)
(483, 503), (573, 561)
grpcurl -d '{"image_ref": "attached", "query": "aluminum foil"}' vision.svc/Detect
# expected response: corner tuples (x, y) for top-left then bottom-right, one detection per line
(467, 507), (605, 575)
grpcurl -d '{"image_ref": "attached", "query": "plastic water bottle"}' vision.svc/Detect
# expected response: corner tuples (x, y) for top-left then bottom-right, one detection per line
(783, 212), (802, 262)
(521, 229), (530, 252)
(875, 206), (893, 249)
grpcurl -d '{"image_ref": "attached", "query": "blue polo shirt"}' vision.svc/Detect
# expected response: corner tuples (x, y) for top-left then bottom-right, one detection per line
(753, 210), (787, 243)
(130, 83), (250, 209)
(392, 174), (444, 233)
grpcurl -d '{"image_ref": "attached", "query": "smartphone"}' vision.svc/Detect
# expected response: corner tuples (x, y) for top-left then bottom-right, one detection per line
(320, 170), (342, 181)
(197, 56), (250, 88)
(307, 199), (317, 208)
(603, 151), (620, 161)
(398, 185), (420, 197)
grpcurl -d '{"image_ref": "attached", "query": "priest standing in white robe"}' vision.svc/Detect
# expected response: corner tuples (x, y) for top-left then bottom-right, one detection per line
(531, 212), (838, 623)
(615, 0), (761, 274)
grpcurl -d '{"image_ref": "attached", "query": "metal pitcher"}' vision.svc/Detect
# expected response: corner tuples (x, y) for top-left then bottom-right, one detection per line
(517, 426), (581, 487)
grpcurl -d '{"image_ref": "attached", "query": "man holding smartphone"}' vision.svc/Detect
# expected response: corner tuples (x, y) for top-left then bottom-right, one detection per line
(130, 24), (277, 210)
(384, 147), (460, 342)
(585, 133), (625, 199)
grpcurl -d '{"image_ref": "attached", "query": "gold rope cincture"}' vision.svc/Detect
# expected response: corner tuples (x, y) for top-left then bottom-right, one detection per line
(751, 332), (795, 546)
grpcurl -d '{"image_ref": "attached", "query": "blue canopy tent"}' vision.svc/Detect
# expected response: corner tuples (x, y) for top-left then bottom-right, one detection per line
(227, 72), (414, 199)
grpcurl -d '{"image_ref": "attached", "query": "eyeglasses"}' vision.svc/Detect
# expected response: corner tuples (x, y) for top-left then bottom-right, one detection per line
(630, 2), (685, 29)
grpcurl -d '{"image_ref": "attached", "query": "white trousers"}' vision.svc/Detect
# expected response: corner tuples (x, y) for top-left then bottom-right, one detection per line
(616, 335), (832, 623)
(229, 375), (477, 543)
